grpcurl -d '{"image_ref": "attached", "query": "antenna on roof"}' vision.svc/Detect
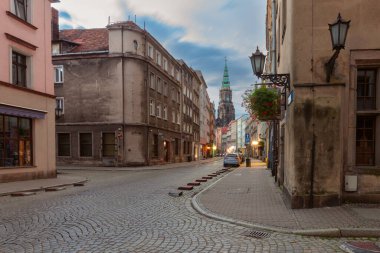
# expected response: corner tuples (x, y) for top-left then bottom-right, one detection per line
(134, 15), (136, 23)
(108, 16), (110, 25)
(128, 15), (130, 21)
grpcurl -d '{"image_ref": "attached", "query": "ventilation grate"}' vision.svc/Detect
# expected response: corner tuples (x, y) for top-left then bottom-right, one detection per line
(242, 230), (271, 239)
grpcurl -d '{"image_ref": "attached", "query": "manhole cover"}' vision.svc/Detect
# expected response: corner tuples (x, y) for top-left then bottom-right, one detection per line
(242, 230), (271, 239)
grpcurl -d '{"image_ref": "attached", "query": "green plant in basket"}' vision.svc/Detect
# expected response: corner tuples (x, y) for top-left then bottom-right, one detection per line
(248, 86), (280, 120)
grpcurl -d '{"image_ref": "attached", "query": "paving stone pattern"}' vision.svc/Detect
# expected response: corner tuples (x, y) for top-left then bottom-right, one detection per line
(199, 166), (380, 230)
(0, 161), (377, 252)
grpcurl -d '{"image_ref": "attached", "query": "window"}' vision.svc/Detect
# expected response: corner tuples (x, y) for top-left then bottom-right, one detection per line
(163, 105), (167, 120)
(156, 52), (161, 66)
(183, 105), (186, 114)
(163, 58), (168, 71)
(150, 73), (155, 89)
(172, 88), (176, 101)
(175, 138), (179, 155)
(281, 0), (287, 43)
(52, 44), (60, 55)
(54, 65), (64, 84)
(357, 69), (376, 110)
(12, 0), (28, 21)
(12, 51), (27, 87)
(163, 82), (168, 96)
(171, 66), (175, 77)
(147, 44), (154, 58)
(157, 77), (162, 93)
(0, 115), (32, 166)
(356, 117), (375, 165)
(172, 110), (175, 123)
(156, 103), (161, 118)
(152, 134), (158, 157)
(355, 68), (379, 166)
(56, 97), (64, 115)
(177, 112), (180, 124)
(176, 69), (181, 82)
(150, 99), (155, 116)
(102, 133), (115, 157)
(79, 133), (92, 157)
(57, 133), (70, 157)
(177, 91), (181, 103)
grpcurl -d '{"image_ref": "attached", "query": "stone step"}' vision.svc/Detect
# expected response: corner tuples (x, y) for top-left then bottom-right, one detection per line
(45, 187), (66, 192)
(188, 182), (201, 186)
(11, 192), (36, 197)
(178, 186), (193, 191)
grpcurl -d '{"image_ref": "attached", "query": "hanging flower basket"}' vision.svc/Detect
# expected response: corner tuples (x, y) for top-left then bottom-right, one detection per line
(247, 86), (280, 121)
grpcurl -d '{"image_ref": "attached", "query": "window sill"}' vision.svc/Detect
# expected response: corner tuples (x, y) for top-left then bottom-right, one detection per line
(6, 11), (37, 30)
(357, 110), (380, 114)
(356, 167), (380, 175)
(0, 165), (36, 169)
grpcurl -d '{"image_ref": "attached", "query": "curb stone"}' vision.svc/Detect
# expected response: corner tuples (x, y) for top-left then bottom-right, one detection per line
(59, 158), (223, 172)
(0, 179), (88, 197)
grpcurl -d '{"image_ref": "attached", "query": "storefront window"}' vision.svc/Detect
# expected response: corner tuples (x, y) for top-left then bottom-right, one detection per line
(0, 115), (32, 167)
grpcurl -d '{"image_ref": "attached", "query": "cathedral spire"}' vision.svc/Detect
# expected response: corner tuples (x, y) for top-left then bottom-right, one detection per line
(222, 57), (230, 88)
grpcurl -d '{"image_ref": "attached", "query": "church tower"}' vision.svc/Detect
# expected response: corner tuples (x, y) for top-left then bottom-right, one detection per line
(216, 58), (235, 127)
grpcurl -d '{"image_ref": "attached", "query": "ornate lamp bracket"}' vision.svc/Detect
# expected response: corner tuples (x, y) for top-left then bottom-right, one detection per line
(259, 73), (290, 89)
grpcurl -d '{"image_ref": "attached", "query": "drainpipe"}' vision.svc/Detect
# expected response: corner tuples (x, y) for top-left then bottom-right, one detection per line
(144, 31), (150, 165)
(121, 25), (125, 166)
(270, 0), (277, 174)
(272, 0), (277, 74)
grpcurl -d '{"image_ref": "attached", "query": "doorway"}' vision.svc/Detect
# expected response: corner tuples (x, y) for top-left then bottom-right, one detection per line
(163, 140), (170, 162)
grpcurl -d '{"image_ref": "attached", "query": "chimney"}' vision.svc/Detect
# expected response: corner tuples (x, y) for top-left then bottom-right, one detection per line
(51, 8), (59, 41)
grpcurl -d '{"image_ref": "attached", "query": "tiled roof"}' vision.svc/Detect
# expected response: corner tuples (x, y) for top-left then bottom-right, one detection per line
(59, 28), (109, 53)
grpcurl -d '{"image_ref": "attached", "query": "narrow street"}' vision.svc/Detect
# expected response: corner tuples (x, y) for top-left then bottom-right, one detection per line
(0, 160), (371, 253)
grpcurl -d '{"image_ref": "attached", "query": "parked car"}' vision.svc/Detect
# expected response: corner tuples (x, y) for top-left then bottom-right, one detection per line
(223, 153), (240, 167)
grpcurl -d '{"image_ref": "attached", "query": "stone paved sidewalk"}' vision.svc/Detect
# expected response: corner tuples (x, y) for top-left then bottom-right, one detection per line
(194, 160), (380, 237)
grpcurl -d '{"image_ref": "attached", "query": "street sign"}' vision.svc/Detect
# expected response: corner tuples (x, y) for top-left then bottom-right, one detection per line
(245, 133), (250, 144)
(288, 90), (294, 106)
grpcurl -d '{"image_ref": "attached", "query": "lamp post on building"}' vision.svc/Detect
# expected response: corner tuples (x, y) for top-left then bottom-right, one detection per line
(325, 13), (350, 82)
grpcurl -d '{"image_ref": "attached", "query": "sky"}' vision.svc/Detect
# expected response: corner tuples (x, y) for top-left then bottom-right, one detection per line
(52, 0), (266, 117)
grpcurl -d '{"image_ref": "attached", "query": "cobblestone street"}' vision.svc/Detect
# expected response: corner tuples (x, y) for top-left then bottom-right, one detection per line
(0, 160), (377, 252)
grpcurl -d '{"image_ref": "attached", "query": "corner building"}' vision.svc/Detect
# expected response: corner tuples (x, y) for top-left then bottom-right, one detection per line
(53, 20), (204, 166)
(0, 0), (57, 182)
(266, 0), (380, 208)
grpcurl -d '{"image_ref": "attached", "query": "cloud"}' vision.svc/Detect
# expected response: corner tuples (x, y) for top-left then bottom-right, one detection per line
(52, 0), (265, 117)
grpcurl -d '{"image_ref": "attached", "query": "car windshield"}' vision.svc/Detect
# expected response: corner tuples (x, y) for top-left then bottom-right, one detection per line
(226, 154), (238, 158)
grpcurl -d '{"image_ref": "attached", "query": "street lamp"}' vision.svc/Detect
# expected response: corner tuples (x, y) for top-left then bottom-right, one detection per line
(325, 13), (351, 82)
(249, 47), (290, 89)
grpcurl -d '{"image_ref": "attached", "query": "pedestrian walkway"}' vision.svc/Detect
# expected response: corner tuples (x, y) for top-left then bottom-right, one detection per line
(193, 159), (380, 237)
